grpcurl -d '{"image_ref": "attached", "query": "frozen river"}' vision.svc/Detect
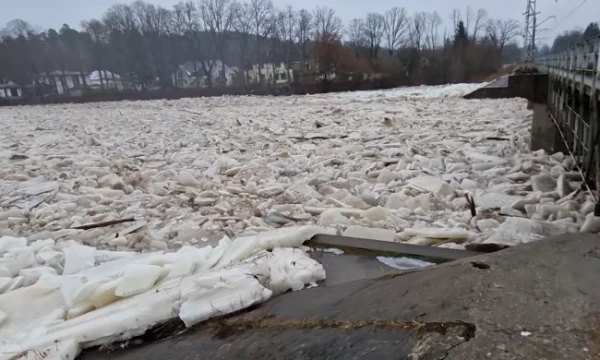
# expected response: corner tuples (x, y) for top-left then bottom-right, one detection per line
(1, 83), (598, 359)
(1, 83), (595, 249)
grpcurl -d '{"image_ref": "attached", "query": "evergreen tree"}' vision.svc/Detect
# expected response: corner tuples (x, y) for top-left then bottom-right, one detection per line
(583, 22), (600, 39)
(454, 21), (468, 47)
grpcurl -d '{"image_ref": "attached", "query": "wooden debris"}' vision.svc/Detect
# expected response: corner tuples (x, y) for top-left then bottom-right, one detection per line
(71, 217), (136, 230)
(464, 194), (477, 217)
(486, 137), (510, 141)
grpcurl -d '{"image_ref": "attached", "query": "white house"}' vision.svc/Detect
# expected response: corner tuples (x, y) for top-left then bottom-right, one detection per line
(172, 61), (238, 88)
(0, 81), (23, 98)
(248, 62), (293, 85)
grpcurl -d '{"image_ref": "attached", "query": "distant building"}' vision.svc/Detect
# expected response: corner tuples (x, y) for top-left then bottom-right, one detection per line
(37, 71), (88, 95)
(35, 70), (122, 95)
(248, 62), (293, 85)
(290, 60), (336, 83)
(172, 61), (238, 88)
(0, 81), (23, 99)
(88, 70), (123, 90)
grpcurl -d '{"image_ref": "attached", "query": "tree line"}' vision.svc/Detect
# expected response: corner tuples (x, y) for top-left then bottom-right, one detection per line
(0, 0), (524, 97)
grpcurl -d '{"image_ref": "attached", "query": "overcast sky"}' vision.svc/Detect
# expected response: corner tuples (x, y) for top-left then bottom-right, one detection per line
(1, 0), (597, 44)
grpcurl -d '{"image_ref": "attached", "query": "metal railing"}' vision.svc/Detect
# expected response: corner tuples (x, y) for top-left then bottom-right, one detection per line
(535, 36), (600, 198)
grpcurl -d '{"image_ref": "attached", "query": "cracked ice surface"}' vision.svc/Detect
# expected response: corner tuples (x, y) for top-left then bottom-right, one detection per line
(0, 83), (597, 251)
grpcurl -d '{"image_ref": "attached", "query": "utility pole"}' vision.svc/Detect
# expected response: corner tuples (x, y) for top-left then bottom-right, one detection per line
(523, 0), (539, 62)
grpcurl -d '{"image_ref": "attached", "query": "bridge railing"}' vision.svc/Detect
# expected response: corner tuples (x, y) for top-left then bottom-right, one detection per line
(535, 36), (600, 197)
(536, 35), (600, 73)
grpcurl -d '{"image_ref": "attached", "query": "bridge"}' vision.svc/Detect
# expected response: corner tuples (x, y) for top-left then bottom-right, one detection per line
(465, 35), (599, 210)
(536, 35), (600, 199)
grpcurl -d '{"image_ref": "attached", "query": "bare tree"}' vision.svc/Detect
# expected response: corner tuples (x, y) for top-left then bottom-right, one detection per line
(104, 3), (137, 32)
(453, 6), (488, 40)
(409, 12), (427, 51)
(347, 18), (366, 49)
(465, 6), (474, 36)
(199, 0), (236, 86)
(104, 4), (141, 89)
(173, 1), (216, 88)
(3, 19), (35, 37)
(451, 9), (461, 32)
(363, 13), (385, 62)
(424, 11), (442, 50)
(383, 7), (409, 55)
(82, 19), (107, 91)
(233, 1), (253, 84)
(295, 9), (313, 65)
(313, 6), (342, 38)
(277, 5), (298, 82)
(471, 8), (488, 40)
(248, 0), (274, 82)
(132, 1), (170, 34)
(170, 3), (188, 36)
(486, 19), (520, 50)
(265, 14), (281, 84)
(129, 1), (173, 87)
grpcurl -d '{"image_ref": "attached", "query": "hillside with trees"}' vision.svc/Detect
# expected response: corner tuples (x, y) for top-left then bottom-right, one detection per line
(0, 1), (524, 101)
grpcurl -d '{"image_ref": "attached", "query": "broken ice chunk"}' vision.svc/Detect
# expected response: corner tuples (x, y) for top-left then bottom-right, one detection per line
(531, 175), (557, 193)
(62, 245), (96, 275)
(0, 236), (27, 253)
(115, 264), (162, 297)
(376, 256), (434, 270)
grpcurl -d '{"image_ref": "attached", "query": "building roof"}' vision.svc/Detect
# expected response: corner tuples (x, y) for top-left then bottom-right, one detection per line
(176, 60), (234, 77)
(90, 70), (121, 81)
(45, 70), (88, 76)
(0, 81), (21, 89)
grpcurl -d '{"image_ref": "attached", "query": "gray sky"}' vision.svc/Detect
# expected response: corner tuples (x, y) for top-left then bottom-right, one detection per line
(0, 0), (597, 44)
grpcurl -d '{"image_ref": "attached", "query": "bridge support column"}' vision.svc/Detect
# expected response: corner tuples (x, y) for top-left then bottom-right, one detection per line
(530, 102), (567, 154)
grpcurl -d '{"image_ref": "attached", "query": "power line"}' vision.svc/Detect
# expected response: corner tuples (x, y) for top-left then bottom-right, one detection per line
(552, 0), (587, 31)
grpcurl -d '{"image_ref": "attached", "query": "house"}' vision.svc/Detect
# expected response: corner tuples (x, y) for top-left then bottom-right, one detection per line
(37, 71), (88, 95)
(248, 62), (293, 85)
(172, 61), (238, 88)
(88, 70), (123, 90)
(290, 60), (336, 83)
(35, 70), (124, 96)
(0, 81), (23, 99)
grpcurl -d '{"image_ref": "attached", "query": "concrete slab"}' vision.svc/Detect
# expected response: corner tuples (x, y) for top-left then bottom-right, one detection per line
(80, 234), (600, 360)
(485, 76), (509, 88)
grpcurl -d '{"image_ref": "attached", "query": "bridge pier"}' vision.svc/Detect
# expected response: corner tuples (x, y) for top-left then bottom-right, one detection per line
(530, 101), (567, 154)
(464, 73), (565, 154)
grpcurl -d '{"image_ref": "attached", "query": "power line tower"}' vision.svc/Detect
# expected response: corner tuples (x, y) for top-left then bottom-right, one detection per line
(523, 0), (539, 61)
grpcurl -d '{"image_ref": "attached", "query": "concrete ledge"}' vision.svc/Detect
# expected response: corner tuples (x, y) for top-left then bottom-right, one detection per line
(465, 74), (548, 103)
(81, 234), (600, 360)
